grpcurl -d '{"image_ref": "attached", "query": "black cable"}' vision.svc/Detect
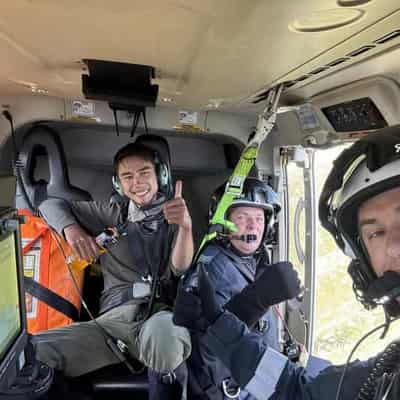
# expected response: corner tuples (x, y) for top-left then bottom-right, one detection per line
(53, 229), (144, 375)
(136, 222), (174, 323)
(375, 373), (387, 400)
(37, 210), (144, 375)
(2, 110), (17, 165)
(2, 110), (36, 213)
(142, 108), (148, 135)
(358, 337), (400, 400)
(376, 374), (395, 400)
(380, 310), (391, 339)
(112, 108), (120, 136)
(36, 204), (173, 375)
(272, 305), (299, 345)
(129, 107), (148, 138)
(15, 165), (36, 213)
(204, 111), (209, 131)
(130, 110), (139, 138)
(335, 317), (399, 400)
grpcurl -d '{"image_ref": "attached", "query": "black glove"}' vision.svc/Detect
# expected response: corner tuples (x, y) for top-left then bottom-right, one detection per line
(173, 281), (208, 332)
(173, 267), (223, 331)
(225, 261), (301, 327)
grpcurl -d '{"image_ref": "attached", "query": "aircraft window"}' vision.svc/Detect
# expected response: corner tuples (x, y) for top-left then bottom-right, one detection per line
(284, 148), (315, 349)
(287, 162), (306, 283)
(313, 145), (399, 364)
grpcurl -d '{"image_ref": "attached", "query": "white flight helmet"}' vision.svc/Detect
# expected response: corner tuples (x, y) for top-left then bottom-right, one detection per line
(319, 125), (400, 311)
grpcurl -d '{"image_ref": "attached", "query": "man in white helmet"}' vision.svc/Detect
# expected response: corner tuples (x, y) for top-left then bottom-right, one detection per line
(174, 126), (400, 400)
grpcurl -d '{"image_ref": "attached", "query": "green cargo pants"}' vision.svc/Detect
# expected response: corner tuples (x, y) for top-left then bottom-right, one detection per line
(32, 303), (191, 377)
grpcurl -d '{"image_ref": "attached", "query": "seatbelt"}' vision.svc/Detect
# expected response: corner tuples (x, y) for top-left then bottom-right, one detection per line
(24, 276), (80, 321)
(22, 223), (80, 321)
(196, 83), (283, 258)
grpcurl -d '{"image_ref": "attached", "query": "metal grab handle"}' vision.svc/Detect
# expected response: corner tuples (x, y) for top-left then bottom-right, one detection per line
(294, 197), (305, 264)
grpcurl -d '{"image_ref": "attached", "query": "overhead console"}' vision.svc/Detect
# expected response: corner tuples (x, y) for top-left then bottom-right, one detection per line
(311, 76), (400, 131)
(320, 97), (387, 133)
(278, 76), (400, 148)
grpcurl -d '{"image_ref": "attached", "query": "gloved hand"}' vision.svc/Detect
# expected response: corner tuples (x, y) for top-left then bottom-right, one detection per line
(173, 281), (208, 332)
(173, 262), (300, 331)
(173, 266), (222, 331)
(225, 261), (301, 327)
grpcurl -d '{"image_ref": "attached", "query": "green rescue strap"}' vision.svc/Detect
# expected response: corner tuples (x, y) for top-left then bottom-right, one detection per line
(196, 83), (284, 259)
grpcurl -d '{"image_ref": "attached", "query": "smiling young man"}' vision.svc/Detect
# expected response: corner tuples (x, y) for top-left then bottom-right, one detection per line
(174, 126), (400, 400)
(33, 139), (194, 400)
(176, 178), (300, 400)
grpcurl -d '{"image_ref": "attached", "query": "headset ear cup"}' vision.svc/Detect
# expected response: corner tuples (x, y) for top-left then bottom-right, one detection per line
(154, 155), (168, 188)
(263, 212), (276, 244)
(348, 259), (369, 291)
(156, 164), (162, 186)
(157, 162), (173, 197)
(348, 258), (378, 309)
(112, 175), (123, 196)
(159, 163), (168, 187)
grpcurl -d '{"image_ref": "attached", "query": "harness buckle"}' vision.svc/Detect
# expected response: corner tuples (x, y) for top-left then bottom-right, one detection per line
(160, 372), (176, 385)
(256, 319), (268, 333)
(116, 339), (129, 354)
(132, 281), (151, 299)
(222, 378), (241, 399)
(142, 274), (152, 283)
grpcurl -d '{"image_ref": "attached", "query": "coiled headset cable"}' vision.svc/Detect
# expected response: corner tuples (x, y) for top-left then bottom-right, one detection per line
(357, 338), (400, 400)
(334, 315), (400, 400)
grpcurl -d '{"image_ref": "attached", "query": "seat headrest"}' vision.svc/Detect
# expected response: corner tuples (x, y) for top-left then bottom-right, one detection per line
(134, 134), (171, 168)
(17, 124), (92, 210)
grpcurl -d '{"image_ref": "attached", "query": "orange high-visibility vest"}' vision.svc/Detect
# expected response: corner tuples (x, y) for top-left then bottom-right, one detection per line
(19, 209), (84, 333)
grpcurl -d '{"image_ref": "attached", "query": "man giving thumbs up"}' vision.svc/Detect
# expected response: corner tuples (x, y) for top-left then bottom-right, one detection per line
(36, 142), (194, 400)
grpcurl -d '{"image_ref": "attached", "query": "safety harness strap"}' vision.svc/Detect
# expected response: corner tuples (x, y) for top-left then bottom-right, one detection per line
(196, 84), (283, 258)
(24, 276), (80, 321)
(21, 220), (80, 321)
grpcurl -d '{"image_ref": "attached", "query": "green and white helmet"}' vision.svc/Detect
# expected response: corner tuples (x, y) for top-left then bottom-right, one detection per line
(209, 177), (281, 245)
